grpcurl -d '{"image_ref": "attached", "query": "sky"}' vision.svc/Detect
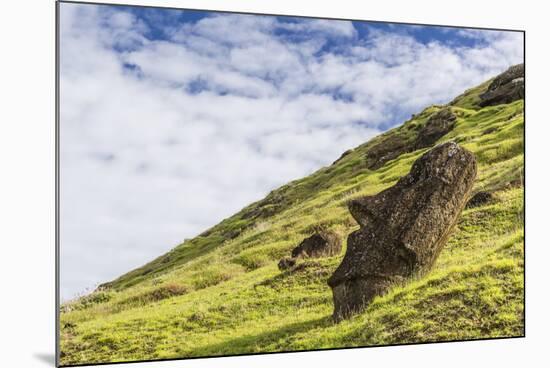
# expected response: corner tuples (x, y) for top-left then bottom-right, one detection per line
(59, 2), (523, 301)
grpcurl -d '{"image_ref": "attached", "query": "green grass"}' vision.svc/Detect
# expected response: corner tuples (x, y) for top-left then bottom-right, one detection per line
(60, 79), (524, 366)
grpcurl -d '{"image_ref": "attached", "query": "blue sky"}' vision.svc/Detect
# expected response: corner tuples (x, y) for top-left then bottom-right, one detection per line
(123, 5), (496, 46)
(59, 2), (523, 300)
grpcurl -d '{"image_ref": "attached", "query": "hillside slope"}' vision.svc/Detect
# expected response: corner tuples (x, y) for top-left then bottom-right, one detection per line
(60, 67), (524, 365)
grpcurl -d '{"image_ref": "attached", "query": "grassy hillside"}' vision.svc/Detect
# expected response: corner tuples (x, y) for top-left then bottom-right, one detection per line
(59, 75), (524, 365)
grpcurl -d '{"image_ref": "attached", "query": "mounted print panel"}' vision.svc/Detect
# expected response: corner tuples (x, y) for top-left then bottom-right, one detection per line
(57, 1), (525, 366)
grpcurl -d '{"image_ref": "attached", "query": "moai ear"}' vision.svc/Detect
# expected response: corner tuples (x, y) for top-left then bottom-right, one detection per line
(347, 196), (377, 228)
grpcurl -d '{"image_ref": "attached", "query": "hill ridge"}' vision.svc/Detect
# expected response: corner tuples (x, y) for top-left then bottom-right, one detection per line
(100, 64), (523, 291)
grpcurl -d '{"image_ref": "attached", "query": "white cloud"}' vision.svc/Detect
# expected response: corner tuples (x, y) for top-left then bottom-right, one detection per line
(59, 3), (523, 300)
(279, 18), (358, 38)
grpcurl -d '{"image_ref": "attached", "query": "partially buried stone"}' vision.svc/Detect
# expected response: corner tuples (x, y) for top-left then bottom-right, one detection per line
(479, 64), (524, 107)
(278, 257), (296, 271)
(466, 191), (493, 208)
(414, 108), (457, 149)
(328, 141), (477, 321)
(291, 232), (342, 259)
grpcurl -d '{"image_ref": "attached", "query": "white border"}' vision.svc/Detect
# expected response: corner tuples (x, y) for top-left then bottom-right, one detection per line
(1, 1), (548, 367)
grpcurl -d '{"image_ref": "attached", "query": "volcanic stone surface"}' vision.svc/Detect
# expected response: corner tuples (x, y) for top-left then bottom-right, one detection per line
(366, 108), (457, 171)
(328, 141), (477, 321)
(466, 191), (493, 208)
(414, 108), (457, 149)
(277, 257), (297, 271)
(291, 232), (342, 259)
(366, 135), (411, 170)
(479, 64), (524, 107)
(278, 231), (342, 271)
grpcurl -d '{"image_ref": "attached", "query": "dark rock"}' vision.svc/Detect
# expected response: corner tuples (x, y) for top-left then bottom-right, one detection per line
(291, 232), (342, 259)
(466, 191), (493, 208)
(414, 108), (457, 149)
(479, 64), (524, 107)
(278, 257), (296, 270)
(328, 142), (477, 321)
(366, 108), (458, 171)
(366, 135), (411, 170)
(278, 231), (342, 271)
(63, 322), (76, 329)
(225, 229), (242, 240)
